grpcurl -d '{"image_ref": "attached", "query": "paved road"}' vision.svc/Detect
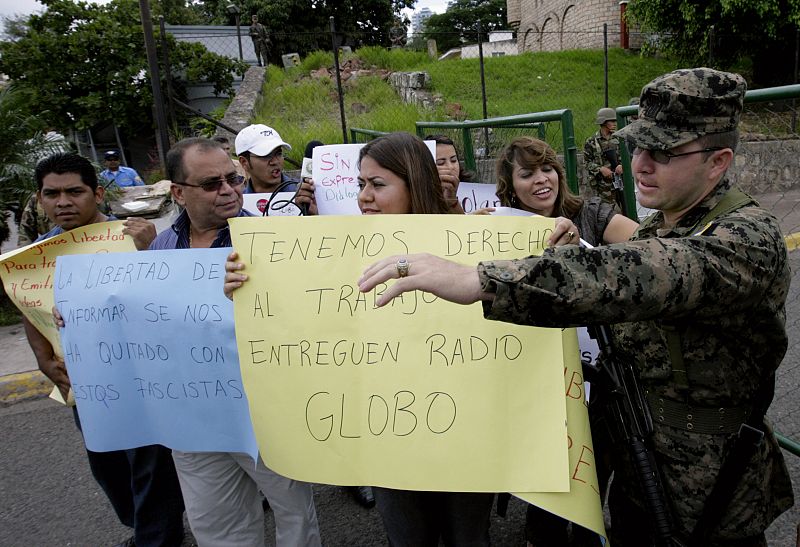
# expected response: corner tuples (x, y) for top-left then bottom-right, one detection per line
(1, 392), (797, 545)
(0, 397), (532, 546)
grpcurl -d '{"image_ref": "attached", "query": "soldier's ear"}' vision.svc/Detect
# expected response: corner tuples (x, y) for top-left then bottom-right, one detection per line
(708, 148), (733, 180)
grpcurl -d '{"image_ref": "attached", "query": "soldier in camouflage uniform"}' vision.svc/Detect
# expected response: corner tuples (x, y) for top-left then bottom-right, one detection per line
(584, 107), (623, 205)
(357, 68), (794, 545)
(17, 193), (54, 247)
(249, 15), (270, 67)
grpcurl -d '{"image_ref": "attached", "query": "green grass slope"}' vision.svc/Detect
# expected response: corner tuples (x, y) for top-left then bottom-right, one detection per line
(252, 47), (683, 164)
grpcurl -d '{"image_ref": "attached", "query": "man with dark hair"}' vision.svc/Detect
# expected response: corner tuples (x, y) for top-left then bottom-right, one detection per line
(99, 149), (144, 188)
(213, 135), (246, 180)
(212, 135), (233, 155)
(26, 152), (182, 547)
(235, 124), (297, 195)
(151, 138), (321, 546)
(357, 68), (794, 545)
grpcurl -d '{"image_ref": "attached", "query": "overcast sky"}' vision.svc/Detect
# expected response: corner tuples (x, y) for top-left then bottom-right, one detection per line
(0, 0), (450, 23)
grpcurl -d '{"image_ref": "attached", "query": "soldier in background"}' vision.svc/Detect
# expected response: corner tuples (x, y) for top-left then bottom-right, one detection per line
(389, 17), (408, 48)
(584, 107), (623, 206)
(17, 194), (53, 247)
(249, 15), (271, 67)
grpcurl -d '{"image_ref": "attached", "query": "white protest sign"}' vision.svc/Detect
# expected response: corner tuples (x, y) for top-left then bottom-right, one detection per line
(456, 182), (502, 213)
(312, 143), (363, 215)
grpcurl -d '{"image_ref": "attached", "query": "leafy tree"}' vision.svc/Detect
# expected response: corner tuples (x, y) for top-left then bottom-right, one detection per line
(0, 85), (71, 244)
(199, 0), (414, 62)
(626, 0), (800, 86)
(0, 0), (246, 133)
(422, 0), (507, 53)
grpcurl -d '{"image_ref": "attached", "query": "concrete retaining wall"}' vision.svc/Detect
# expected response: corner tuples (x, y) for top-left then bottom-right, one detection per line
(730, 140), (800, 194)
(387, 71), (441, 109)
(215, 66), (267, 141)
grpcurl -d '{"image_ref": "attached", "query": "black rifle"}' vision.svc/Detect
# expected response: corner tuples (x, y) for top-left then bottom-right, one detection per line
(602, 148), (629, 217)
(587, 324), (682, 547)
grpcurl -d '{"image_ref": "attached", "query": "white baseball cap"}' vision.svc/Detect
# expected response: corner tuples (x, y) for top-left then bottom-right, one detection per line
(235, 124), (292, 156)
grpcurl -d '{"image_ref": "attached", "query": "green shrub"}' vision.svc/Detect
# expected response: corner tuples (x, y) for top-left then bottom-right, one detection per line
(300, 50), (334, 72)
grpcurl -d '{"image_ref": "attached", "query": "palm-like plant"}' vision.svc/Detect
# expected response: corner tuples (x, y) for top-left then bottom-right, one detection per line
(0, 84), (70, 245)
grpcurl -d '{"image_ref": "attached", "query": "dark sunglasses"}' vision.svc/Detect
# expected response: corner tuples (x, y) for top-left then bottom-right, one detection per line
(626, 141), (724, 165)
(173, 173), (244, 192)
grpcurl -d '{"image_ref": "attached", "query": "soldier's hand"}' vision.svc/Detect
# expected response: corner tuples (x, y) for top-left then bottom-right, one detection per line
(358, 253), (489, 307)
(615, 164), (624, 175)
(599, 166), (613, 180)
(123, 217), (157, 250)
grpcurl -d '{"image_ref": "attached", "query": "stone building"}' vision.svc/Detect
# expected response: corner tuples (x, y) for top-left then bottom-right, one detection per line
(507, 0), (625, 52)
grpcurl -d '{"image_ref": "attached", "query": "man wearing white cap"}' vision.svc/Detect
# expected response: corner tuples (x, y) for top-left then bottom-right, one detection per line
(235, 124), (298, 194)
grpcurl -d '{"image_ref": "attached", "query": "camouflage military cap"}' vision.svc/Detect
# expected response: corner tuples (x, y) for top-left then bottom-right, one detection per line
(614, 67), (746, 150)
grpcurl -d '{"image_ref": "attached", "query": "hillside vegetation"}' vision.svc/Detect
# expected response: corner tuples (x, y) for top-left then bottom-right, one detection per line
(253, 47), (683, 165)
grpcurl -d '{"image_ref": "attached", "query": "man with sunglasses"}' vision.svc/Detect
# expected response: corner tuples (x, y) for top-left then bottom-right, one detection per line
(149, 138), (321, 547)
(100, 150), (144, 188)
(356, 68), (793, 545)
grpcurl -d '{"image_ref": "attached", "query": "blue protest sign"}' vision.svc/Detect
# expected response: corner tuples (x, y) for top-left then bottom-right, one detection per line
(55, 247), (258, 460)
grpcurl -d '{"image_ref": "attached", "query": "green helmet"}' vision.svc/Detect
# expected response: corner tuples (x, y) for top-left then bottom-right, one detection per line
(595, 107), (617, 125)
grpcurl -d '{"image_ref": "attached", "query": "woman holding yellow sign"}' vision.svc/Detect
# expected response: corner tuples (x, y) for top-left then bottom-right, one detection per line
(224, 132), (495, 546)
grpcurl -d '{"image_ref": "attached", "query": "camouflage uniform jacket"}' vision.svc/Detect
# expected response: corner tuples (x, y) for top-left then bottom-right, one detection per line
(18, 194), (54, 247)
(583, 129), (621, 204)
(478, 179), (793, 539)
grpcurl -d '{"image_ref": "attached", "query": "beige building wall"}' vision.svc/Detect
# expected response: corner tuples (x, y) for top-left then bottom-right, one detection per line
(508, 0), (623, 53)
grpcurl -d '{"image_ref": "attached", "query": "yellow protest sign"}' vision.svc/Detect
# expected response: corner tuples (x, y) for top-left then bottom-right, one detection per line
(230, 214), (569, 493)
(515, 329), (607, 540)
(0, 221), (137, 354)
